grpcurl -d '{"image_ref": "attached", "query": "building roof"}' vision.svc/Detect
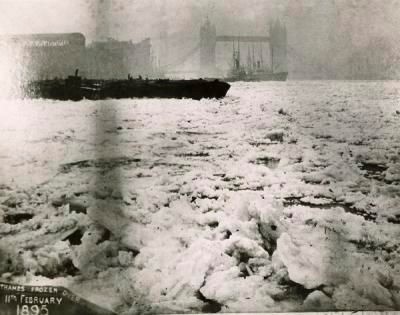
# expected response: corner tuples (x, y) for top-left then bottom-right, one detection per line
(0, 33), (85, 46)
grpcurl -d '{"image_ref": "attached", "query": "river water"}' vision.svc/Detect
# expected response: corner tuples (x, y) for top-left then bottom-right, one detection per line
(0, 81), (399, 313)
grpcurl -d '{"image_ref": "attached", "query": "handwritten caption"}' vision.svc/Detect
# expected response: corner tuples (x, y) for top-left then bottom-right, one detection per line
(0, 282), (115, 315)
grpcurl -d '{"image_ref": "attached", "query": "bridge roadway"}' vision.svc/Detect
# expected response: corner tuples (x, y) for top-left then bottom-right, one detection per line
(216, 35), (270, 42)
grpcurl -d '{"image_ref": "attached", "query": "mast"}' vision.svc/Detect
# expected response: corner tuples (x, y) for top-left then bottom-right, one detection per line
(252, 44), (255, 70)
(232, 40), (237, 70)
(238, 38), (241, 68)
(247, 45), (252, 71)
(270, 42), (274, 73)
(269, 22), (274, 73)
(232, 40), (235, 68)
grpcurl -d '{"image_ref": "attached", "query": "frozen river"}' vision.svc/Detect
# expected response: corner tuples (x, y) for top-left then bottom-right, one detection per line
(0, 81), (400, 313)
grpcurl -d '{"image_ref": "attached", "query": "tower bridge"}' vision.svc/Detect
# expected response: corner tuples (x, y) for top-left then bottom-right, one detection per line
(162, 19), (287, 78)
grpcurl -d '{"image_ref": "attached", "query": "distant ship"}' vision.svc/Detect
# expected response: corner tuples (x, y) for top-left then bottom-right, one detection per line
(223, 39), (288, 82)
(224, 69), (288, 82)
(25, 70), (231, 101)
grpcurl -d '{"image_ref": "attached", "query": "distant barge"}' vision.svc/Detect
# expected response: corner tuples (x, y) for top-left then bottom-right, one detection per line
(225, 71), (288, 82)
(25, 71), (231, 101)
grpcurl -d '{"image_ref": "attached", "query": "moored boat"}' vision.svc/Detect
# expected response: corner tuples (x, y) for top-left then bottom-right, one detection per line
(25, 71), (231, 101)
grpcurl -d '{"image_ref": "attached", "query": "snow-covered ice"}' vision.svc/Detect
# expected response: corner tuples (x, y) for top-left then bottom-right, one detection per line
(0, 81), (399, 313)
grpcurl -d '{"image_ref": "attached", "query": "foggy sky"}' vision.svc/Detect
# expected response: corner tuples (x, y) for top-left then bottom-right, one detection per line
(1, 0), (400, 78)
(0, 0), (285, 41)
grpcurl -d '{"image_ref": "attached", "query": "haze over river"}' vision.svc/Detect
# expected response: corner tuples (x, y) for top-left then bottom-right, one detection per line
(1, 81), (400, 313)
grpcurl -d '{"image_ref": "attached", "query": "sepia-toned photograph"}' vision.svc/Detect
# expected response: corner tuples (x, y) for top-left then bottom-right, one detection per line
(0, 0), (399, 314)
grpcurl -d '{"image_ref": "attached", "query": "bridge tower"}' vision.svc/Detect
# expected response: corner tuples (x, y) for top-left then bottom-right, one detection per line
(199, 19), (217, 77)
(95, 0), (111, 41)
(270, 20), (288, 73)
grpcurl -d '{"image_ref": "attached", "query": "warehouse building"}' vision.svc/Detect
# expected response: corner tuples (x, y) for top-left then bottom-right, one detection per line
(0, 32), (153, 81)
(84, 38), (152, 79)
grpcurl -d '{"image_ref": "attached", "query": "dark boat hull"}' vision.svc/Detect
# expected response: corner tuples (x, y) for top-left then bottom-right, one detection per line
(25, 78), (231, 101)
(225, 72), (288, 82)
